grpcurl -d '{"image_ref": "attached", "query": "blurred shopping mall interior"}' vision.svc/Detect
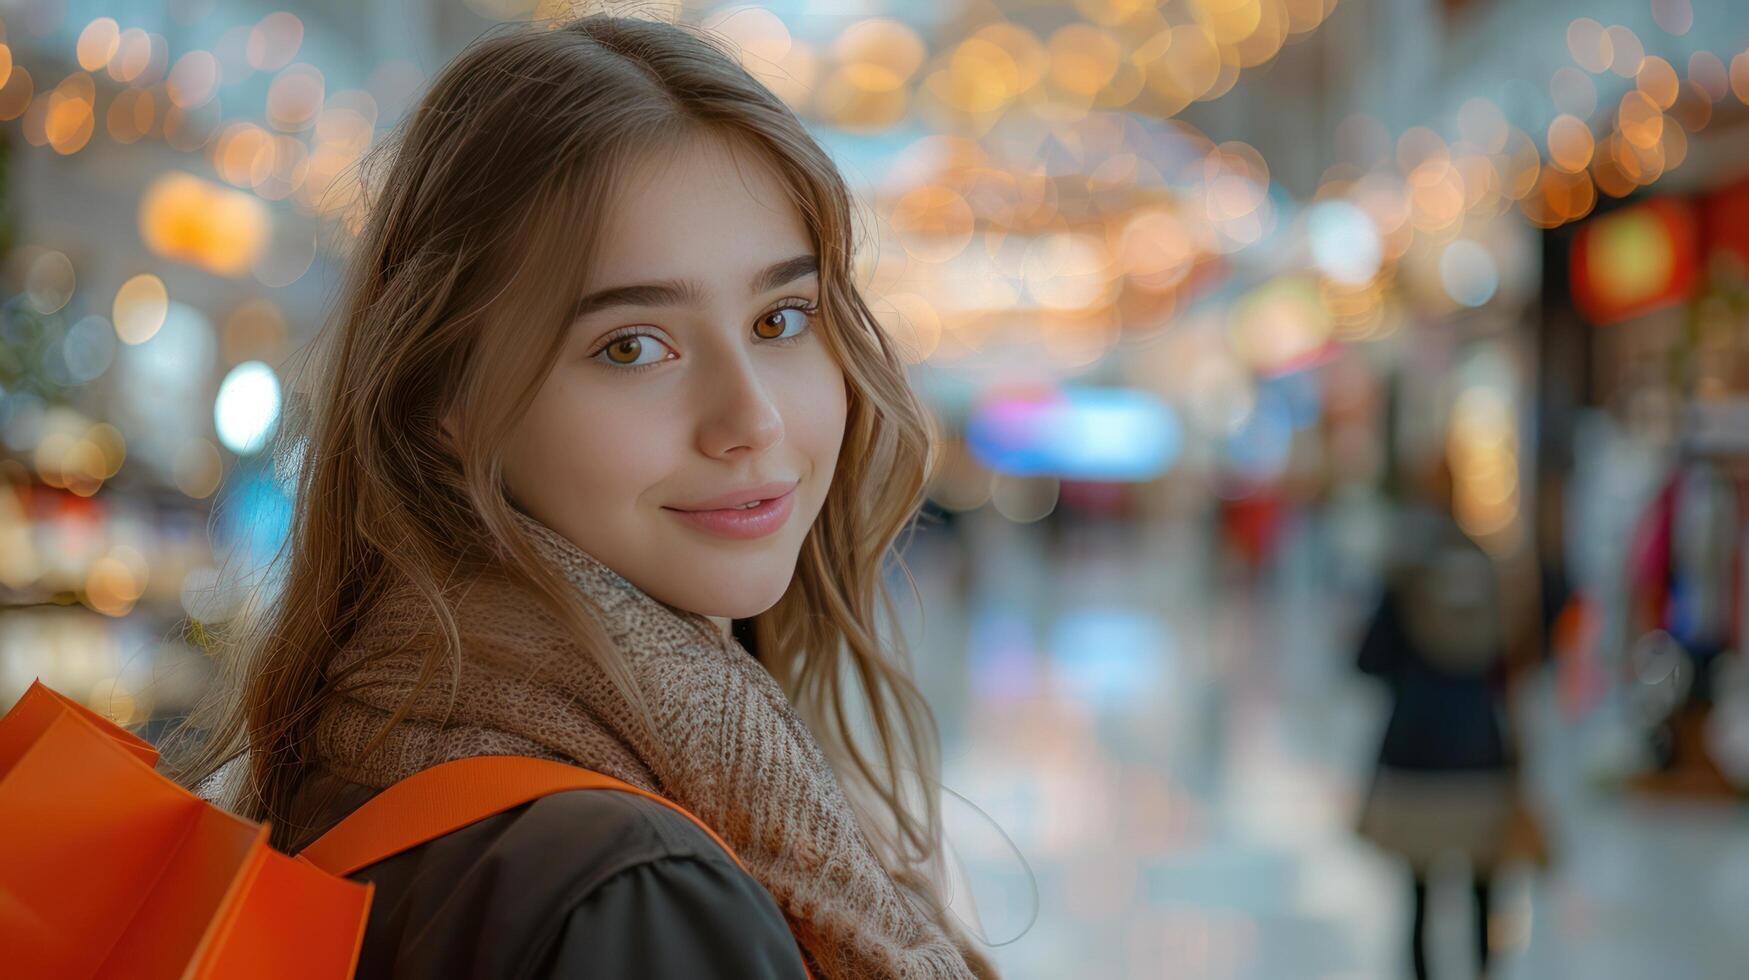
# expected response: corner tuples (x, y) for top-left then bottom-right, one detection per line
(3, 0), (1749, 976)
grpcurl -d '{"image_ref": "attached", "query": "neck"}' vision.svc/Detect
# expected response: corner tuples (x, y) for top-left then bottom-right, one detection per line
(706, 615), (732, 641)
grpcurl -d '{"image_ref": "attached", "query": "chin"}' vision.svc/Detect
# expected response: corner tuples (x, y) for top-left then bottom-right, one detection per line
(653, 551), (798, 620)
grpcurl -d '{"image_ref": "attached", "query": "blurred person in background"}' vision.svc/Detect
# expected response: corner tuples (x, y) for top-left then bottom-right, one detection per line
(160, 15), (995, 979)
(1355, 452), (1541, 980)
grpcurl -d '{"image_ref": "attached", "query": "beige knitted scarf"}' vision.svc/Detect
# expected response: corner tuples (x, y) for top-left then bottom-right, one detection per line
(309, 510), (990, 979)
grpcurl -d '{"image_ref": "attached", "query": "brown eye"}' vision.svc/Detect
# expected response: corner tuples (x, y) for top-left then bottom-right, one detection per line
(755, 306), (811, 341)
(591, 332), (670, 370)
(606, 337), (643, 363)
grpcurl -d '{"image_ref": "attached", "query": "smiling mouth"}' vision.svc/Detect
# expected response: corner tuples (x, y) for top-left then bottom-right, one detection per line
(660, 487), (797, 540)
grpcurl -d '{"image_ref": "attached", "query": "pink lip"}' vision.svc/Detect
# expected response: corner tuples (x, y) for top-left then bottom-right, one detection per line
(662, 485), (797, 540)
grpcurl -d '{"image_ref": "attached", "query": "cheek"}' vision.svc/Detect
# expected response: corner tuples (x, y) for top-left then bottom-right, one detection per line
(503, 372), (669, 512)
(782, 352), (848, 462)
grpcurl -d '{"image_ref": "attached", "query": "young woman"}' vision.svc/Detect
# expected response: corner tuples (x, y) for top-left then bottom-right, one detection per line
(166, 14), (996, 979)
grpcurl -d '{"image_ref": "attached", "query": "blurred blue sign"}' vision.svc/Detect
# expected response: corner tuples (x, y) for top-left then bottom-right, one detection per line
(966, 385), (1181, 482)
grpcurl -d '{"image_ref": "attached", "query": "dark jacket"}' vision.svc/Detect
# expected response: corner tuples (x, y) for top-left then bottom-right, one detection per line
(285, 768), (811, 979)
(1356, 508), (1512, 773)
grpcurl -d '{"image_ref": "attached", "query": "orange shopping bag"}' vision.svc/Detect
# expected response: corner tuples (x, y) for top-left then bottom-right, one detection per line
(0, 679), (373, 979)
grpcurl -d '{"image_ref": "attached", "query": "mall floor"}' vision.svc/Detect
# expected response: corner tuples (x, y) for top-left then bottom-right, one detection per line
(893, 507), (1749, 980)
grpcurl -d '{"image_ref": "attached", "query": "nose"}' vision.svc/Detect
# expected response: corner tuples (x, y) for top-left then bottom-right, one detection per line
(695, 349), (784, 459)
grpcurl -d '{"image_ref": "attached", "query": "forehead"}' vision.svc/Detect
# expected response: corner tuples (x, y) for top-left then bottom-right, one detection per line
(588, 135), (814, 293)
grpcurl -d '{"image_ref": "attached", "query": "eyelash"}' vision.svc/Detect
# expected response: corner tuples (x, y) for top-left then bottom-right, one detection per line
(588, 300), (820, 375)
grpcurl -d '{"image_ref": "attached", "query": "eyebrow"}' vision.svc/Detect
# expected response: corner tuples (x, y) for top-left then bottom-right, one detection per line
(569, 254), (819, 320)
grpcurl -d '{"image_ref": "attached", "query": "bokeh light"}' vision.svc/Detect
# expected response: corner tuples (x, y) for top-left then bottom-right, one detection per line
(213, 360), (282, 455)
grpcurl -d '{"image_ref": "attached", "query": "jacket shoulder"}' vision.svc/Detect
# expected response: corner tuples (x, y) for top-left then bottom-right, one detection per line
(349, 788), (801, 979)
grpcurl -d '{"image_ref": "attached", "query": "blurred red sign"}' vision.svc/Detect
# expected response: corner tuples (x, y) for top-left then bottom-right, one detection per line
(1569, 197), (1698, 326)
(1704, 176), (1749, 268)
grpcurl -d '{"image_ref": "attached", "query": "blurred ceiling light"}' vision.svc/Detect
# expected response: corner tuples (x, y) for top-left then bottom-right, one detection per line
(1618, 90), (1664, 148)
(932, 36), (1023, 114)
(1605, 25), (1644, 78)
(1566, 18), (1610, 74)
(1047, 24), (1121, 96)
(214, 360), (282, 455)
(267, 63), (324, 132)
(1636, 56), (1679, 110)
(816, 66), (908, 130)
(1455, 154), (1503, 215)
(140, 172), (270, 277)
(76, 18), (121, 72)
(1651, 0), (1693, 36)
(315, 92), (378, 151)
(84, 424), (127, 481)
(1688, 51), (1727, 102)
(167, 50), (219, 109)
(1612, 125), (1665, 184)
(252, 134), (310, 199)
(1146, 24), (1222, 105)
(1307, 199), (1382, 285)
(1022, 232), (1113, 312)
(24, 249), (75, 314)
(113, 274), (168, 344)
(1406, 158), (1465, 231)
(834, 17), (926, 93)
(1546, 114), (1594, 173)
(85, 557), (142, 617)
(106, 28), (155, 84)
(213, 121), (271, 186)
(248, 12), (303, 71)
(1521, 168), (1595, 228)
(890, 184), (975, 262)
(1118, 207), (1198, 291)
(1395, 126), (1447, 172)
(45, 73), (95, 155)
(1190, 0), (1265, 46)
(703, 5), (790, 64)
(1289, 0), (1339, 36)
(1231, 0), (1289, 68)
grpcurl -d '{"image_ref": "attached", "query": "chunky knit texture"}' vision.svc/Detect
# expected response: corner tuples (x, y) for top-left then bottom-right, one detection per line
(309, 510), (983, 979)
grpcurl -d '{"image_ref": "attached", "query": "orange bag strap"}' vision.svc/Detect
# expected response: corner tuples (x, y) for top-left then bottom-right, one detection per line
(296, 754), (746, 878)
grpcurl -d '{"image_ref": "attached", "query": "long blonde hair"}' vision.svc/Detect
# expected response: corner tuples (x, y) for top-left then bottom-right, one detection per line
(163, 14), (949, 907)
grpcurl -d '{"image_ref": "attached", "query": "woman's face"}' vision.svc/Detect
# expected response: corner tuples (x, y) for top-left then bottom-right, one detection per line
(500, 137), (848, 619)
